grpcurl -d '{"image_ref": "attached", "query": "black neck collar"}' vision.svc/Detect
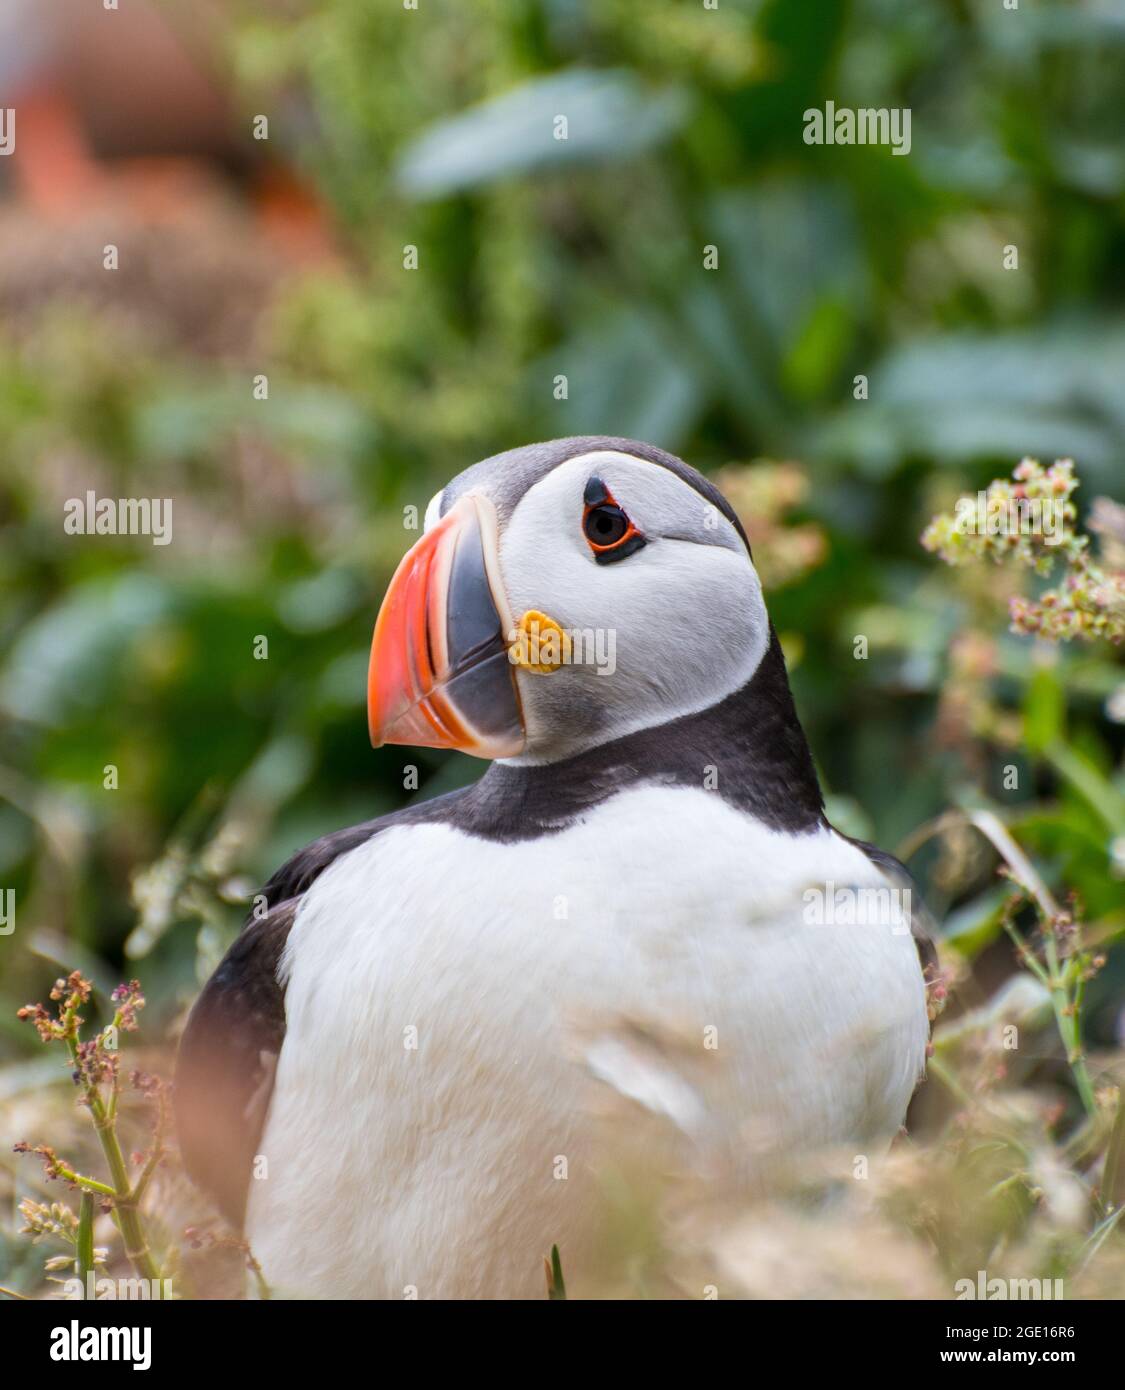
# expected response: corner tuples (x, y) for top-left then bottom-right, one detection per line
(451, 628), (825, 841)
(262, 630), (826, 910)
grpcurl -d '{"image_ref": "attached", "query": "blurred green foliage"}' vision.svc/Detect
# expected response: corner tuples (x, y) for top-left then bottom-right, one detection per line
(1, 0), (1122, 1065)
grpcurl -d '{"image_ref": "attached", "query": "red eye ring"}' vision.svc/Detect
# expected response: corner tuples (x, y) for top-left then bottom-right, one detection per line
(582, 477), (646, 564)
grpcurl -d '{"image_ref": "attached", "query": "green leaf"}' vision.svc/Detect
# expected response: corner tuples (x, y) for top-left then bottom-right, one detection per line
(536, 306), (706, 447)
(546, 1243), (567, 1300)
(1023, 666), (1065, 755)
(1045, 740), (1125, 838)
(941, 884), (1011, 957)
(396, 69), (689, 199)
(810, 322), (1125, 483)
(782, 295), (853, 402)
(0, 575), (173, 727)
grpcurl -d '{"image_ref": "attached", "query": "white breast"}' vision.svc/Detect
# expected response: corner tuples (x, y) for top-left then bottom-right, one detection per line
(246, 786), (928, 1298)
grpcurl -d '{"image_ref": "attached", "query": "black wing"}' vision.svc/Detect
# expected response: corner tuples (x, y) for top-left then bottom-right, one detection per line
(175, 899), (295, 1228)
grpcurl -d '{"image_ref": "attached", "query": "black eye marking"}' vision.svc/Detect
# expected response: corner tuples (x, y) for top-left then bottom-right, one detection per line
(583, 475), (611, 506)
(581, 476), (646, 564)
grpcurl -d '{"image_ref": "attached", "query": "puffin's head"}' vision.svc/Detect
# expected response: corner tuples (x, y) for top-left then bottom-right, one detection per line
(367, 437), (770, 764)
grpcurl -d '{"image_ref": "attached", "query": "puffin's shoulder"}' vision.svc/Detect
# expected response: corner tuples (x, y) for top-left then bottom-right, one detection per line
(257, 785), (477, 908)
(833, 828), (939, 978)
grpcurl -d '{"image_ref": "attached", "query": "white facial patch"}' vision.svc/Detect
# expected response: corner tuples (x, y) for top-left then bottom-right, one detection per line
(493, 450), (770, 762)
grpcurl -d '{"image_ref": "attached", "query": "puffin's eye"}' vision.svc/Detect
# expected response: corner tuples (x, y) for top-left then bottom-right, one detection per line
(582, 477), (646, 564)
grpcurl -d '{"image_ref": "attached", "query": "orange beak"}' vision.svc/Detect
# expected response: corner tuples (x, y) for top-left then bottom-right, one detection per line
(367, 494), (526, 760)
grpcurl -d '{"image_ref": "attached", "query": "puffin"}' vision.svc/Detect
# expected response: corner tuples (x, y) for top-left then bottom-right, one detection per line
(175, 435), (932, 1299)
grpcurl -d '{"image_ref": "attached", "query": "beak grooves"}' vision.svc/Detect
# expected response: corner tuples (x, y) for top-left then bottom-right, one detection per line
(367, 494), (525, 760)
